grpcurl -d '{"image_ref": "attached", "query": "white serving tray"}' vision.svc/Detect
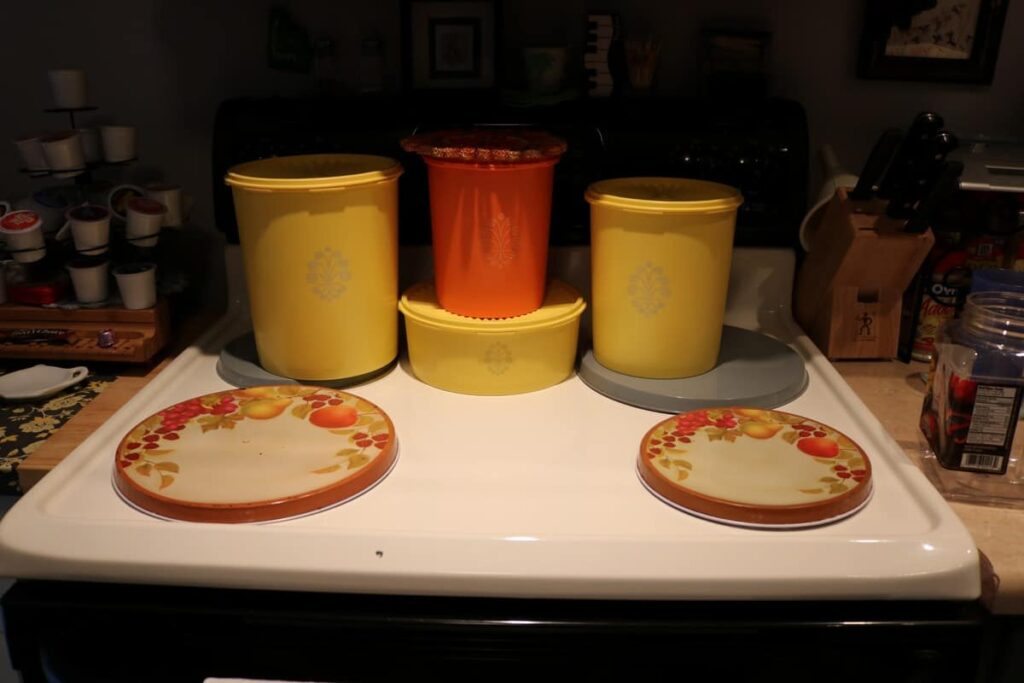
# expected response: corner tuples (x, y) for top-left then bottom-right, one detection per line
(0, 248), (980, 601)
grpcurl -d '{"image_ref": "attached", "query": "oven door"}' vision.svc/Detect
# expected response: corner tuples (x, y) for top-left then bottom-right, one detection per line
(3, 581), (988, 683)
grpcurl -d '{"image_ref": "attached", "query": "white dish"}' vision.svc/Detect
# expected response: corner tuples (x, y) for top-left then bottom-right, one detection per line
(0, 365), (89, 400)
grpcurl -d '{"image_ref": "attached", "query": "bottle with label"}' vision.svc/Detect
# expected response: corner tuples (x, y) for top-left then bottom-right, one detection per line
(911, 241), (969, 362)
(920, 291), (1024, 507)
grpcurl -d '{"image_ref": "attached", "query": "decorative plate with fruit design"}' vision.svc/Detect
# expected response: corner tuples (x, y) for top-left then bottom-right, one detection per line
(638, 408), (872, 528)
(113, 385), (397, 523)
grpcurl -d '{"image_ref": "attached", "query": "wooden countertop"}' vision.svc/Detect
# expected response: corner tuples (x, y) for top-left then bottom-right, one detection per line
(15, 345), (1022, 612)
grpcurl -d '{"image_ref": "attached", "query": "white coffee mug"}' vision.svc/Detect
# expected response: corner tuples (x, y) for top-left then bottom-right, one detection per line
(48, 69), (88, 109)
(12, 134), (50, 173)
(77, 127), (102, 164)
(145, 183), (189, 227)
(107, 184), (145, 222)
(113, 262), (157, 309)
(0, 211), (47, 263)
(125, 197), (166, 247)
(40, 131), (85, 178)
(59, 204), (111, 256)
(13, 188), (72, 236)
(66, 258), (109, 304)
(100, 125), (137, 163)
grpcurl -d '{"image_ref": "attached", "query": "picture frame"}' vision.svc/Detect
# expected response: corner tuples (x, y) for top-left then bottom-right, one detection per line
(697, 29), (772, 98)
(857, 0), (1009, 84)
(401, 0), (499, 90)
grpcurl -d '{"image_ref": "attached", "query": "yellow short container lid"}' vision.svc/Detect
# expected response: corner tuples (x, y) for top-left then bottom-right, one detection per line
(585, 177), (743, 214)
(225, 153), (403, 192)
(400, 280), (585, 332)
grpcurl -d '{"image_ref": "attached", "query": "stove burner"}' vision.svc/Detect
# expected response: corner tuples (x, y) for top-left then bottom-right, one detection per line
(578, 326), (808, 413)
(216, 332), (397, 389)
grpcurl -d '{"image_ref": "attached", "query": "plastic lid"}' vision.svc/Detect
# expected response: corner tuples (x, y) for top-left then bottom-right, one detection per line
(127, 197), (166, 214)
(0, 210), (42, 232)
(400, 129), (567, 163)
(585, 177), (743, 214)
(225, 154), (403, 191)
(638, 407), (873, 528)
(399, 280), (585, 331)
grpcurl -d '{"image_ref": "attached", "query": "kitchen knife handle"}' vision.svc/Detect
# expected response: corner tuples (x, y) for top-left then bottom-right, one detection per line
(904, 161), (964, 234)
(848, 128), (904, 201)
(878, 112), (944, 200)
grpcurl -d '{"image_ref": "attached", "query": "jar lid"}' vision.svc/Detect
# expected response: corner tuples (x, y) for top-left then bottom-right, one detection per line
(638, 407), (873, 528)
(400, 128), (567, 163)
(225, 154), (403, 192)
(0, 210), (42, 232)
(399, 280), (585, 331)
(585, 177), (743, 214)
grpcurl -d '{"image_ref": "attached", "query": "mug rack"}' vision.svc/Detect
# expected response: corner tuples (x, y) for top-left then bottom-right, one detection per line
(16, 106), (136, 181)
(3, 101), (161, 363)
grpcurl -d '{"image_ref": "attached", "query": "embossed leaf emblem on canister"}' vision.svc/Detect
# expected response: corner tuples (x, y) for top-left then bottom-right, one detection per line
(629, 261), (671, 316)
(487, 211), (517, 269)
(483, 342), (513, 375)
(306, 247), (351, 300)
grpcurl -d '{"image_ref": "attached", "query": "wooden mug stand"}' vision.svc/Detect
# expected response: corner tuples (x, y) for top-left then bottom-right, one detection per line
(794, 187), (935, 360)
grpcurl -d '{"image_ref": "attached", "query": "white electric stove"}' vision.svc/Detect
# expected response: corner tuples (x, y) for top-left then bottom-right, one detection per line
(0, 246), (979, 602)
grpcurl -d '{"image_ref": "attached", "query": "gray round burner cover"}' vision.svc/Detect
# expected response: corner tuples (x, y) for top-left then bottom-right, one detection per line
(578, 326), (808, 414)
(216, 332), (395, 388)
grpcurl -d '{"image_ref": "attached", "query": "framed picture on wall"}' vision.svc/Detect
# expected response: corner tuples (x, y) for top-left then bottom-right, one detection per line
(402, 0), (499, 90)
(857, 0), (1009, 84)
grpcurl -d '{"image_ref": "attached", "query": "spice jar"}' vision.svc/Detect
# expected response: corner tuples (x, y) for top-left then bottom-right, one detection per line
(920, 291), (1024, 506)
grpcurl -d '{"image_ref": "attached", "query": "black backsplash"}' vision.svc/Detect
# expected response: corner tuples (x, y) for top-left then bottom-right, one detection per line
(212, 94), (807, 247)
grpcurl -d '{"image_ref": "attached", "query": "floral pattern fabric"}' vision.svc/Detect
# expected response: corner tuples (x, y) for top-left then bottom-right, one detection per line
(0, 374), (115, 494)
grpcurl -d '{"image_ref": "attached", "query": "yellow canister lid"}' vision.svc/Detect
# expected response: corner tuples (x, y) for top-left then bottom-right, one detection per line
(585, 177), (743, 214)
(225, 154), (403, 192)
(399, 280), (586, 332)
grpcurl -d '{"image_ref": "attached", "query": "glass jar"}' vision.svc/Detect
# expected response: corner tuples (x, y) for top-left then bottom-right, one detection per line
(920, 291), (1024, 506)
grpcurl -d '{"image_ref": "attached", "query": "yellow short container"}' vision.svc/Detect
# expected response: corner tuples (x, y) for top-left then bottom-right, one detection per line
(586, 177), (743, 379)
(399, 280), (586, 395)
(225, 154), (402, 381)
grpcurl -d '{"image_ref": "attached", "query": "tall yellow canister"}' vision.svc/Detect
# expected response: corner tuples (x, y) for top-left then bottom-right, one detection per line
(225, 154), (402, 381)
(586, 177), (743, 379)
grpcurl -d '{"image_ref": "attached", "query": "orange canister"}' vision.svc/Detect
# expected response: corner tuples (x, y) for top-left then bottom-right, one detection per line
(402, 129), (567, 318)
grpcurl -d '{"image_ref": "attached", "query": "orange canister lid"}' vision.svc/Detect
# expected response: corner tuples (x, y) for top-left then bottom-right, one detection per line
(400, 128), (567, 163)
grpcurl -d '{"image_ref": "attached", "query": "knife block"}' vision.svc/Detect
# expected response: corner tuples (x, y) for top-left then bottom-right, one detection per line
(794, 187), (935, 360)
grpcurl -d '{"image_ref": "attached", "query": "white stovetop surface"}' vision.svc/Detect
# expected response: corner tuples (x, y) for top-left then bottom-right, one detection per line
(0, 247), (980, 601)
